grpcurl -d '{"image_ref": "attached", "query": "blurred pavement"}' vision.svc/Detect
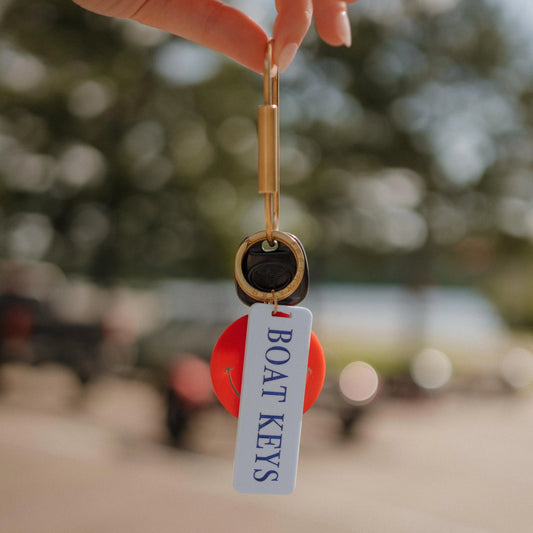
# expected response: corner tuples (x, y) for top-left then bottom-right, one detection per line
(1, 363), (532, 533)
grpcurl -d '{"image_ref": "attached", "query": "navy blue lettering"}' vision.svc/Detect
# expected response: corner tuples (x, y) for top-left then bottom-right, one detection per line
(256, 434), (283, 449)
(265, 346), (290, 365)
(258, 413), (284, 431)
(255, 451), (281, 467)
(263, 366), (288, 383)
(262, 385), (287, 402)
(267, 328), (293, 343)
(253, 469), (279, 482)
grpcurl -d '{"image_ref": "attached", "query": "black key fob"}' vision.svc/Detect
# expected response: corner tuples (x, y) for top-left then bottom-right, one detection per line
(234, 230), (309, 307)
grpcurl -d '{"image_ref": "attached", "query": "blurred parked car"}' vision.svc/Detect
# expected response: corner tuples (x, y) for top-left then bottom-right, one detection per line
(0, 260), (135, 385)
(0, 291), (105, 383)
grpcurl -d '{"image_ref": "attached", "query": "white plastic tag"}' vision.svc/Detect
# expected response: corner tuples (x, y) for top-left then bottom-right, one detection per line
(233, 303), (312, 494)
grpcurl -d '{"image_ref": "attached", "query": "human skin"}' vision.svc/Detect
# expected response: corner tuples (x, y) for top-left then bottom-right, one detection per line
(72, 0), (356, 73)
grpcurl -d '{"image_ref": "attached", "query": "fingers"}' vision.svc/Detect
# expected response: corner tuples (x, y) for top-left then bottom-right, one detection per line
(73, 0), (355, 74)
(272, 0), (313, 72)
(272, 0), (354, 72)
(74, 0), (269, 73)
(312, 0), (353, 47)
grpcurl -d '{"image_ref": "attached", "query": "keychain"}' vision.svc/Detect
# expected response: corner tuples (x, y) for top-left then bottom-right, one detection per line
(210, 41), (326, 495)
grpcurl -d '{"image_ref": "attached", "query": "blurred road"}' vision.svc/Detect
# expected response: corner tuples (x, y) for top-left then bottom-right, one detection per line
(1, 363), (532, 533)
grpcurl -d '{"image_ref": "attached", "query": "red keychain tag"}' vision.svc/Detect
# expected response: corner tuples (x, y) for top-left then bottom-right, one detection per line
(210, 313), (325, 418)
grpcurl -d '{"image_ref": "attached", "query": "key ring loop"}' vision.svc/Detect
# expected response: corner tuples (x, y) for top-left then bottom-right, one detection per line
(259, 40), (280, 246)
(234, 230), (306, 304)
(264, 41), (278, 107)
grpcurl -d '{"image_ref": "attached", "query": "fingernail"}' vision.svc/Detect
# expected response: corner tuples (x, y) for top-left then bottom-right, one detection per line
(336, 11), (352, 47)
(277, 42), (298, 72)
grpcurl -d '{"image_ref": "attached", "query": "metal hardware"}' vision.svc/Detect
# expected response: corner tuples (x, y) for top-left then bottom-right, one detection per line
(234, 230), (308, 306)
(258, 40), (279, 246)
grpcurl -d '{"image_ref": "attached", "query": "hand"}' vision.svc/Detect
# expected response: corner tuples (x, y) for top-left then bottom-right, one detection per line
(73, 0), (355, 73)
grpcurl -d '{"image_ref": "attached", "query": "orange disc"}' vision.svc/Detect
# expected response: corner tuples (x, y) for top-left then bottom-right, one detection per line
(210, 315), (325, 417)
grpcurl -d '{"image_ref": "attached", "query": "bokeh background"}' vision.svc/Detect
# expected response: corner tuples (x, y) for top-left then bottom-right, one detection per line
(1, 0), (533, 532)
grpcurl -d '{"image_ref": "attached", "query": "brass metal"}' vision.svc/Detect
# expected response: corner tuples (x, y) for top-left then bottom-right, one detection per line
(259, 40), (280, 245)
(234, 230), (306, 304)
(257, 106), (278, 194)
(263, 41), (278, 106)
(271, 290), (279, 315)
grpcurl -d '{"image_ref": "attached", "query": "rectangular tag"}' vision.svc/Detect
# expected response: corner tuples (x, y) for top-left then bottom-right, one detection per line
(233, 303), (312, 494)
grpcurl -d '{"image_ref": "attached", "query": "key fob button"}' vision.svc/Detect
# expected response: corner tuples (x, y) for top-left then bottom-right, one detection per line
(245, 244), (296, 292)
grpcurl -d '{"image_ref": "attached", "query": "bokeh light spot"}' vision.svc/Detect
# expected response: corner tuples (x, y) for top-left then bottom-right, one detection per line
(339, 361), (380, 404)
(410, 348), (452, 390)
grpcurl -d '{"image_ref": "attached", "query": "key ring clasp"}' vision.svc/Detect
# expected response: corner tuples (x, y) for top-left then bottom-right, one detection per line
(258, 40), (280, 245)
(263, 40), (278, 107)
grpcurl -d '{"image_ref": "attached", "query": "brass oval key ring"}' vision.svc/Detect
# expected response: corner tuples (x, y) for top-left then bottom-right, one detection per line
(234, 230), (306, 304)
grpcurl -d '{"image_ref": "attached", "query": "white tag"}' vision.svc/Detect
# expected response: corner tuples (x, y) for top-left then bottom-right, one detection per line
(233, 303), (312, 494)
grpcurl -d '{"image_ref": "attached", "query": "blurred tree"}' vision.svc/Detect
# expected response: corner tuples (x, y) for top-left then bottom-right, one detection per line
(1, 0), (533, 321)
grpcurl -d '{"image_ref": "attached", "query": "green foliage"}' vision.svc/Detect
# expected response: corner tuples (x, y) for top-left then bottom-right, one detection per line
(1, 0), (533, 315)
